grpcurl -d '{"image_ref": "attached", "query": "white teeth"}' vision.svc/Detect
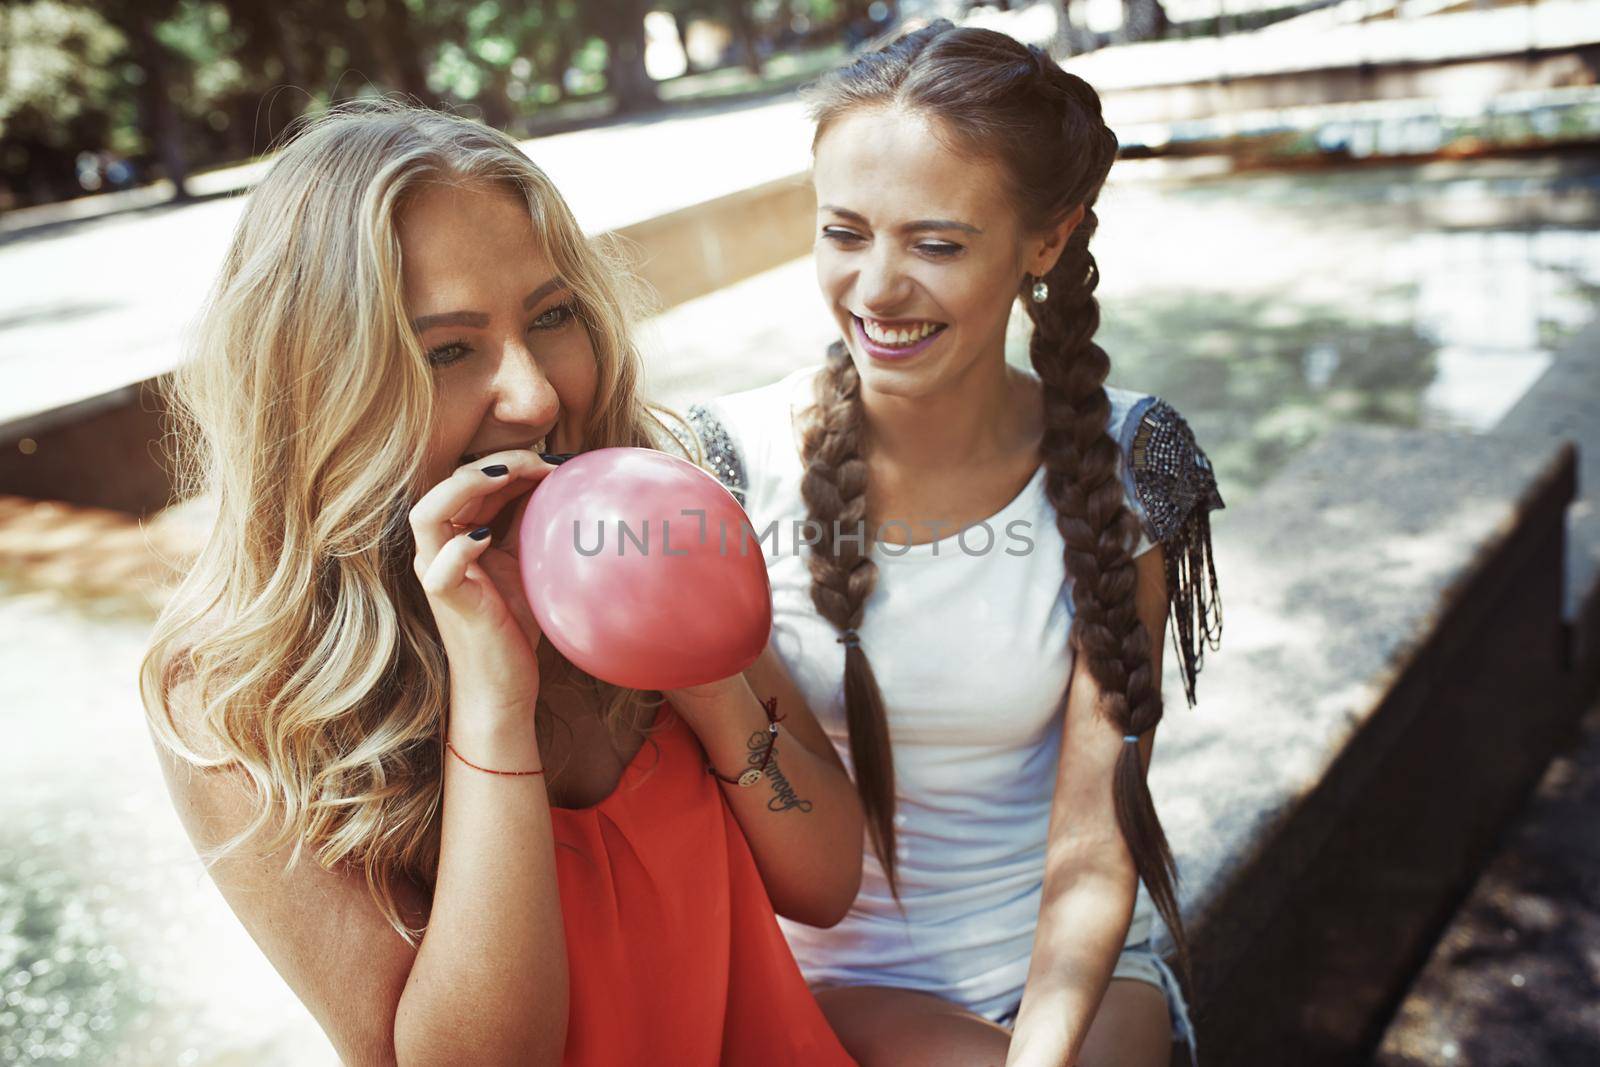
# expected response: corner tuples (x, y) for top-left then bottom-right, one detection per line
(862, 318), (940, 346)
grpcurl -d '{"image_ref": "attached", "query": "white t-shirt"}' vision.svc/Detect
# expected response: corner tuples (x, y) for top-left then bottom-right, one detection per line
(692, 363), (1206, 1021)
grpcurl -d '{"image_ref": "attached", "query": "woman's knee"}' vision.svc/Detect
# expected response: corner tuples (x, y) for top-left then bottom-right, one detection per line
(1077, 977), (1175, 1067)
(815, 985), (1011, 1067)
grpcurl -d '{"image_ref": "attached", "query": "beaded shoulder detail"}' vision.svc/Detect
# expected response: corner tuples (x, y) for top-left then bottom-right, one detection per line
(685, 402), (749, 508)
(1128, 398), (1226, 708)
(1129, 399), (1226, 544)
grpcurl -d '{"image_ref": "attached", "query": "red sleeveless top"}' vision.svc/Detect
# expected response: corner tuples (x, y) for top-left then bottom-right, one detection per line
(550, 702), (857, 1066)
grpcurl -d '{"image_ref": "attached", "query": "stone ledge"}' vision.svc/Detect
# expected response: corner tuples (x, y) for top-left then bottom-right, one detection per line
(1150, 423), (1578, 1064)
(1495, 315), (1600, 699)
(1373, 691), (1600, 1064)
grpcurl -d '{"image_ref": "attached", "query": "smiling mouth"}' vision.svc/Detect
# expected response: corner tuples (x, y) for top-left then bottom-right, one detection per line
(854, 315), (948, 348)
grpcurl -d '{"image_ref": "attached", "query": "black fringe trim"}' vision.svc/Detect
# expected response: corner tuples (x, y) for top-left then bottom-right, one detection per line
(1129, 399), (1226, 708)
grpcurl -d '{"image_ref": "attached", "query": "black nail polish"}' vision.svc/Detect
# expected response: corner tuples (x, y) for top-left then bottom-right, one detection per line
(469, 526), (491, 541)
(480, 464), (509, 477)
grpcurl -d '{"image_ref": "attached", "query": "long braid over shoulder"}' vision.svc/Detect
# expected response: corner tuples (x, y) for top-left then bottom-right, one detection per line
(1019, 74), (1191, 980)
(797, 340), (899, 894)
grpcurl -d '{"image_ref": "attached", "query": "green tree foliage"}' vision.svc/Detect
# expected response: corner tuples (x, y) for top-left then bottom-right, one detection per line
(0, 3), (132, 203)
(0, 0), (867, 208)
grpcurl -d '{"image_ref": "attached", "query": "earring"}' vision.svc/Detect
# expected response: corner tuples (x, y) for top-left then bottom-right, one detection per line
(1031, 277), (1049, 303)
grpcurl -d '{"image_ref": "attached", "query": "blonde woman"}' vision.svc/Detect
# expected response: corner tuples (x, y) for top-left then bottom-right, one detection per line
(137, 102), (863, 1066)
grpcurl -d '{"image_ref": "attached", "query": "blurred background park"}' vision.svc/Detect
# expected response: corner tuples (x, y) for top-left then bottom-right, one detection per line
(3, 0), (1600, 1063)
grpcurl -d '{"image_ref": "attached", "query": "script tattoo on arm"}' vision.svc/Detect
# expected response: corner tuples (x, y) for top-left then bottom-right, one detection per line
(744, 730), (813, 813)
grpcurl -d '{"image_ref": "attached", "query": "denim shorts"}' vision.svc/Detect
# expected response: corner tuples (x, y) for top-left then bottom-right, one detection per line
(994, 940), (1198, 1066)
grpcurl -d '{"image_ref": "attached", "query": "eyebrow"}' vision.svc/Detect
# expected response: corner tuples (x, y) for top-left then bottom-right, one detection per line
(410, 277), (569, 332)
(820, 205), (983, 236)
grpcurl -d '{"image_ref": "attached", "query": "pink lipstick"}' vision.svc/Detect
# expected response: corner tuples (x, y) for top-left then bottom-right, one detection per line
(852, 315), (947, 362)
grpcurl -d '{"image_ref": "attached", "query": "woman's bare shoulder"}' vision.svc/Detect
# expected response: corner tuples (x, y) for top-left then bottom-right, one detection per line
(150, 629), (426, 1064)
(148, 612), (234, 762)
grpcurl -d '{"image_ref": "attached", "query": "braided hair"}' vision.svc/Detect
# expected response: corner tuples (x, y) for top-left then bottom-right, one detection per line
(799, 20), (1196, 980)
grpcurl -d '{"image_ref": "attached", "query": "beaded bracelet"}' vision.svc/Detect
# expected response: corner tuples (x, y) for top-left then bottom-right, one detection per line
(446, 739), (546, 777)
(707, 696), (785, 787)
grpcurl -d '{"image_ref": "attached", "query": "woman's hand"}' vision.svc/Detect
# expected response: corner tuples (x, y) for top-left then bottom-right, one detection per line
(410, 449), (556, 721)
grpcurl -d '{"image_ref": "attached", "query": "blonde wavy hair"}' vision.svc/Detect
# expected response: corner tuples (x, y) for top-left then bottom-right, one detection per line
(137, 100), (696, 944)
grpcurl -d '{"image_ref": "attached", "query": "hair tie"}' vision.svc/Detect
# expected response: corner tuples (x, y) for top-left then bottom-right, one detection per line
(1123, 734), (1139, 743)
(838, 630), (861, 649)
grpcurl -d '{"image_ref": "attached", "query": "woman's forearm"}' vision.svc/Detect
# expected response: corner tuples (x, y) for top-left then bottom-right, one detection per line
(1004, 857), (1138, 1067)
(670, 679), (865, 927)
(394, 697), (567, 1066)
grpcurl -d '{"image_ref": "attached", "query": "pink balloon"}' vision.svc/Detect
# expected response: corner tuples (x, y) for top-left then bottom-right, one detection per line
(516, 447), (772, 691)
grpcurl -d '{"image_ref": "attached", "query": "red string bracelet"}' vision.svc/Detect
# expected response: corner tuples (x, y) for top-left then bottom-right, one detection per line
(446, 739), (545, 777)
(707, 696), (786, 787)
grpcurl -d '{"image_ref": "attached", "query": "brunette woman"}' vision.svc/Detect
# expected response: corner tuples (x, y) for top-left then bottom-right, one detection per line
(688, 22), (1224, 1067)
